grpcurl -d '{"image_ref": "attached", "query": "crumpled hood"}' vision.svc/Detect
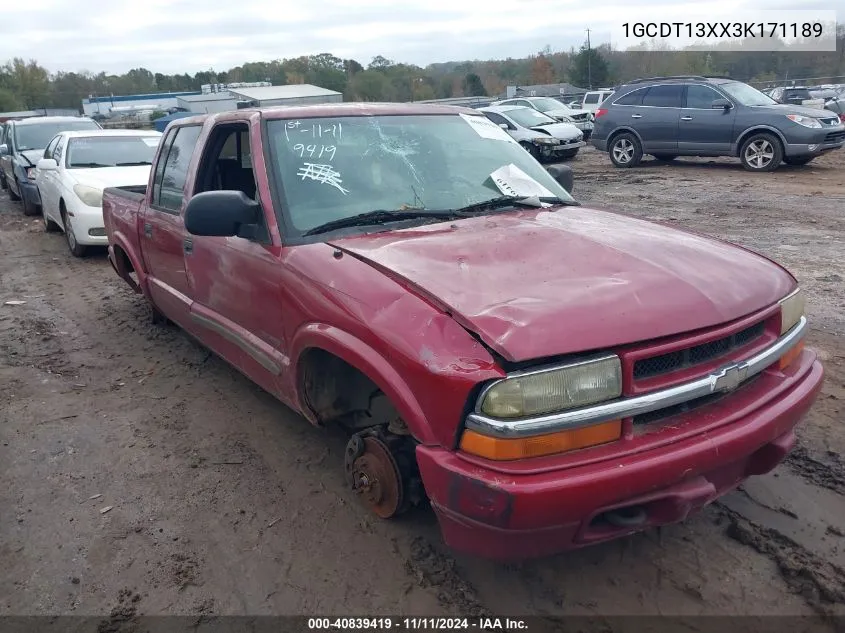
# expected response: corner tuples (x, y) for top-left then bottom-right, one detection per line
(529, 122), (583, 140)
(329, 208), (795, 362)
(17, 150), (44, 166)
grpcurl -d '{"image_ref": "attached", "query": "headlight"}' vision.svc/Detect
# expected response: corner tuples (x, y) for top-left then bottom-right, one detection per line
(26, 167), (36, 180)
(778, 288), (804, 335)
(73, 184), (104, 207)
(786, 114), (822, 128)
(557, 116), (573, 123)
(532, 137), (559, 145)
(479, 355), (622, 419)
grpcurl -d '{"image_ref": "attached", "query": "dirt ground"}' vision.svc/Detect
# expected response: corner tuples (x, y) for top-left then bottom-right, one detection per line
(1, 147), (844, 627)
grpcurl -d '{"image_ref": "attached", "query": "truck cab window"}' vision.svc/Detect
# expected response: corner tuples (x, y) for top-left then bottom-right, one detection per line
(195, 126), (256, 200)
(155, 125), (202, 212)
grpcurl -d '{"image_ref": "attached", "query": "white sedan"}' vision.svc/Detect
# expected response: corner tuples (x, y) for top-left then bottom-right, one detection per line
(35, 129), (162, 256)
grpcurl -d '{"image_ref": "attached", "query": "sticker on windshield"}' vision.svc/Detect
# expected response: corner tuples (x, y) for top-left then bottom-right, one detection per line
(459, 113), (517, 144)
(141, 137), (160, 147)
(489, 164), (554, 198)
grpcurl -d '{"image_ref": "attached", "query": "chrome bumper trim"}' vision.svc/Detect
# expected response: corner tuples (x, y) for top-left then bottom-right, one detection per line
(465, 316), (807, 439)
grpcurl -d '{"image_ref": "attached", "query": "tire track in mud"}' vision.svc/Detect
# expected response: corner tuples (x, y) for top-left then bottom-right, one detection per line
(785, 445), (845, 497)
(718, 503), (845, 616)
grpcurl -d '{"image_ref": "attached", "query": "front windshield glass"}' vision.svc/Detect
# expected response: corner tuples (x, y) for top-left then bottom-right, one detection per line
(14, 120), (100, 151)
(505, 107), (557, 128)
(531, 97), (567, 112)
(720, 82), (778, 106)
(266, 114), (574, 236)
(66, 136), (160, 168)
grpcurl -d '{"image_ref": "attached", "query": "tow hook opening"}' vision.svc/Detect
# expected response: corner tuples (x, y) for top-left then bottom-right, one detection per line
(597, 505), (648, 528)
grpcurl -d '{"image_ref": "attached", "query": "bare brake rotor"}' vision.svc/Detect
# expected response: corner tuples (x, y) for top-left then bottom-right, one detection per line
(347, 436), (404, 518)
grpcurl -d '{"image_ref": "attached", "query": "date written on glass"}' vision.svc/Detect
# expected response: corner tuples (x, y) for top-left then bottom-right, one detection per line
(285, 120), (343, 142)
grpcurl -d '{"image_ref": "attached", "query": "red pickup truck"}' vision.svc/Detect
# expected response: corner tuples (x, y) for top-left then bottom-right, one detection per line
(103, 104), (823, 560)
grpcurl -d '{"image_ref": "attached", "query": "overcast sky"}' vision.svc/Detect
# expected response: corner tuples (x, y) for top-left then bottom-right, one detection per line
(1, 0), (840, 75)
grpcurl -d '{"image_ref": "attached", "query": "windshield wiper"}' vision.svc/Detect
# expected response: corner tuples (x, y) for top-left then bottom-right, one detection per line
(69, 162), (111, 168)
(303, 209), (466, 236)
(116, 161), (152, 166)
(449, 195), (574, 214)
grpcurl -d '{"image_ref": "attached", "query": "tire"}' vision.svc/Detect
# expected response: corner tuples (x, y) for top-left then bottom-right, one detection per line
(21, 191), (39, 216)
(0, 173), (7, 190)
(783, 156), (815, 166)
(652, 153), (678, 162)
(43, 209), (60, 233)
(520, 141), (540, 161)
(61, 206), (87, 257)
(609, 133), (643, 168)
(739, 132), (783, 172)
(9, 178), (21, 201)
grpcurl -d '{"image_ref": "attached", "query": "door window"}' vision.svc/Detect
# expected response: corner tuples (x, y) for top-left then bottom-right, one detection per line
(685, 85), (724, 109)
(614, 88), (647, 106)
(641, 85), (684, 108)
(154, 125), (202, 213)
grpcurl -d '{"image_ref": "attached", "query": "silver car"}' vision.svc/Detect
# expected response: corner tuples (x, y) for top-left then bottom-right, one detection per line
(492, 96), (594, 138)
(479, 105), (585, 162)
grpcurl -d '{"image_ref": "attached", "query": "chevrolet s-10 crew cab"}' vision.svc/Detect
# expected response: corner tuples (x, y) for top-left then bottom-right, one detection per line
(103, 103), (823, 561)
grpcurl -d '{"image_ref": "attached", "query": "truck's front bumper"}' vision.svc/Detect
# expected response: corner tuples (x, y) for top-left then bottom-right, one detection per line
(416, 349), (823, 561)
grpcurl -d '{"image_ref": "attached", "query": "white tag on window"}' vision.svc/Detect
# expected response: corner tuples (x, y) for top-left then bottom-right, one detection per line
(459, 113), (517, 143)
(489, 163), (554, 198)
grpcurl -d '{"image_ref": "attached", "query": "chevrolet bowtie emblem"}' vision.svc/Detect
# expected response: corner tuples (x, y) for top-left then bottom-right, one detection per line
(710, 362), (750, 393)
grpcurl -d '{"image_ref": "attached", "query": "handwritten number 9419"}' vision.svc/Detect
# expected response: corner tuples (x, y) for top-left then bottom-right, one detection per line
(293, 144), (336, 161)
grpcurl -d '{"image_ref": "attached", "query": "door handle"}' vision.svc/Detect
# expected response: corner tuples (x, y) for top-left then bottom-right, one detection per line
(183, 238), (193, 254)
(681, 116), (693, 121)
(631, 114), (643, 118)
(143, 222), (152, 238)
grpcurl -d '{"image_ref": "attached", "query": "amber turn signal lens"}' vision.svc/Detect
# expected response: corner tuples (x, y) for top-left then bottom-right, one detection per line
(778, 340), (805, 370)
(460, 420), (622, 461)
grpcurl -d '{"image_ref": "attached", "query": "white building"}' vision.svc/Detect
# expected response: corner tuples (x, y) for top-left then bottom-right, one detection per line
(177, 92), (240, 114)
(227, 84), (343, 107)
(81, 91), (201, 117)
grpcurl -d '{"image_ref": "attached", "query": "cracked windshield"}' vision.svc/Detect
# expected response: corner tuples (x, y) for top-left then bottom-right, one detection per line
(267, 114), (574, 234)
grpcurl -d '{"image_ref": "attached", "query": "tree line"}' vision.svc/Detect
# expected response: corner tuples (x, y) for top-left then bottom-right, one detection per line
(1, 30), (843, 112)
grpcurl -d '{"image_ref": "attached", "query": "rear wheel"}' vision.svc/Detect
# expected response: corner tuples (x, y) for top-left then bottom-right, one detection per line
(609, 133), (643, 168)
(739, 132), (783, 172)
(652, 153), (678, 162)
(783, 156), (815, 166)
(61, 206), (87, 257)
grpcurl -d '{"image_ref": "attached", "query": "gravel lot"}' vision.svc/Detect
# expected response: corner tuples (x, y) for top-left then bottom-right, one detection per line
(1, 146), (844, 628)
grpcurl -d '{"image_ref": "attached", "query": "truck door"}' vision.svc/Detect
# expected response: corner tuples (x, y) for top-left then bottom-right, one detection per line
(182, 121), (290, 402)
(141, 124), (203, 328)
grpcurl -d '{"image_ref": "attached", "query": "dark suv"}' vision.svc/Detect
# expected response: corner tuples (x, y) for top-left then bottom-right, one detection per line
(591, 76), (845, 171)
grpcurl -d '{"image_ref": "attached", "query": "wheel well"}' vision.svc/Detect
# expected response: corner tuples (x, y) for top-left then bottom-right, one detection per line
(736, 128), (784, 157)
(298, 348), (402, 431)
(607, 127), (640, 148)
(114, 245), (135, 274)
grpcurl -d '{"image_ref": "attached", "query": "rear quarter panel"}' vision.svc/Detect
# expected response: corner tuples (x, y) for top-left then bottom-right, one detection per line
(103, 188), (147, 291)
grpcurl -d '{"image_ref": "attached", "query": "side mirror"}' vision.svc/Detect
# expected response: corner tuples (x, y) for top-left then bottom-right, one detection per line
(498, 123), (510, 129)
(37, 158), (58, 171)
(711, 99), (731, 110)
(184, 190), (261, 238)
(545, 164), (574, 194)
(0, 144), (8, 156)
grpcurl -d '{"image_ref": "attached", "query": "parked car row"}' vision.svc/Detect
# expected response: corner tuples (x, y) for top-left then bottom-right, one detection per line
(590, 76), (845, 171)
(0, 114), (161, 256)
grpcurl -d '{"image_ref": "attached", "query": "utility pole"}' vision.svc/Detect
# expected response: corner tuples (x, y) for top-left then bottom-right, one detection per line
(586, 28), (592, 89)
